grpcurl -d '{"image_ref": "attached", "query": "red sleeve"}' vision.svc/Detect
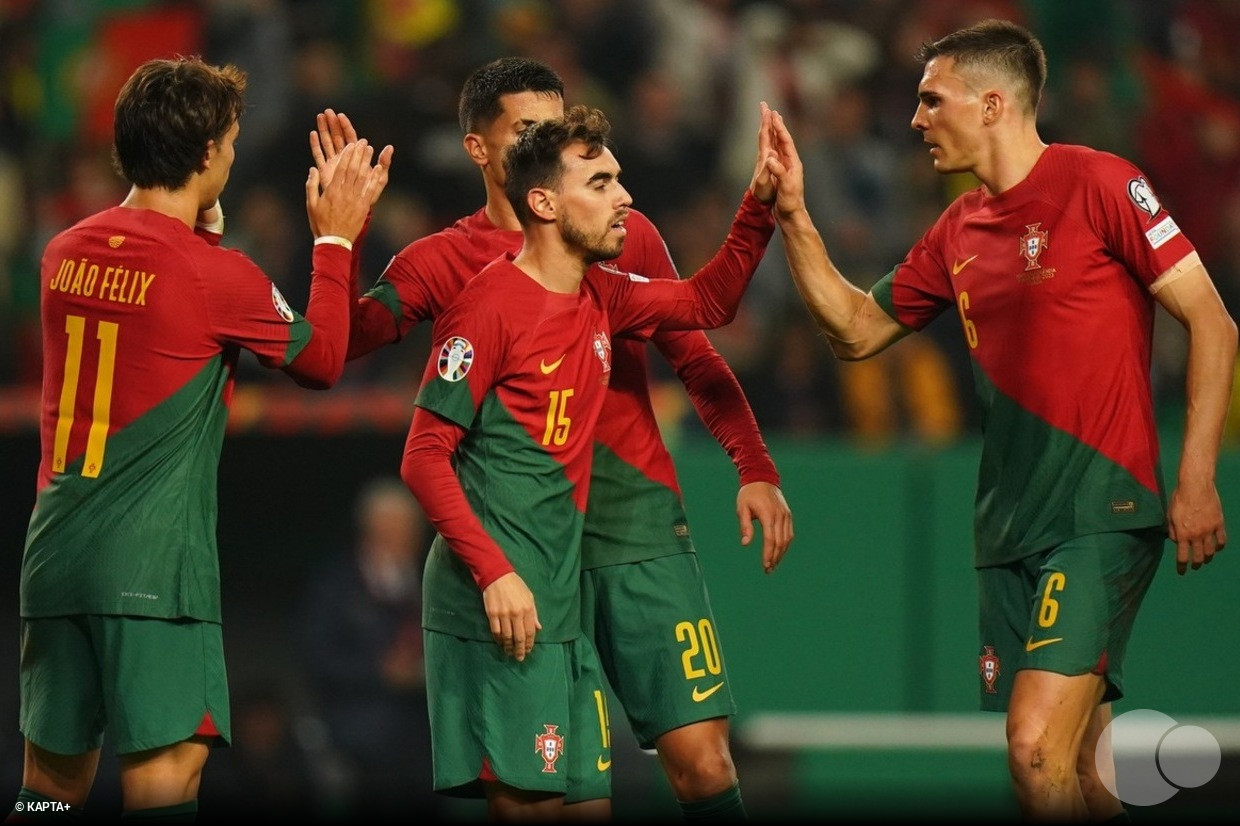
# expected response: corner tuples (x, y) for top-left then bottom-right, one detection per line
(655, 331), (780, 486)
(284, 243), (353, 388)
(348, 296), (400, 360)
(679, 191), (775, 326)
(886, 206), (956, 331)
(1086, 154), (1198, 286)
(345, 212), (404, 361)
(607, 191), (775, 335)
(630, 206), (779, 486)
(401, 406), (515, 590)
(194, 227), (222, 246)
(347, 240), (437, 360)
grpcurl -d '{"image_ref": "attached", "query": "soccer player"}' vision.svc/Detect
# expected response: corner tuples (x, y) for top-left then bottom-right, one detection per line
(766, 19), (1235, 822)
(8, 56), (390, 821)
(313, 57), (792, 819)
(400, 104), (778, 821)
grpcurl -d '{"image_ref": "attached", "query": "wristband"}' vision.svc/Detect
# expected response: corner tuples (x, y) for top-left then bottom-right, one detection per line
(195, 200), (224, 234)
(314, 235), (354, 251)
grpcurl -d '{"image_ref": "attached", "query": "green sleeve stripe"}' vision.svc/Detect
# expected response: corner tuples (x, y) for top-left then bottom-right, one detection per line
(871, 268), (898, 319)
(281, 317), (312, 366)
(415, 376), (478, 429)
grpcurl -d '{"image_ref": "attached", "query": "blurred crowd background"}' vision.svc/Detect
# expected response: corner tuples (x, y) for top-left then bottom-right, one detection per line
(4, 0), (1240, 447)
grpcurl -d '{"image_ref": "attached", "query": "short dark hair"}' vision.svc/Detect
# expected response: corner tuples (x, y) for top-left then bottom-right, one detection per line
(112, 56), (246, 189)
(502, 105), (611, 225)
(915, 18), (1047, 115)
(457, 56), (564, 133)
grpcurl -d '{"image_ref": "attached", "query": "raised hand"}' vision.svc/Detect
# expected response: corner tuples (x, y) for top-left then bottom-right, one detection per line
(748, 101), (779, 204)
(764, 106), (807, 220)
(309, 108), (357, 189)
(305, 140), (391, 242)
(308, 109), (392, 206)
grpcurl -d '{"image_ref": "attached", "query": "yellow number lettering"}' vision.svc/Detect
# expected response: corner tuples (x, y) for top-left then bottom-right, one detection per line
(592, 689), (611, 750)
(698, 619), (722, 675)
(541, 388), (574, 446)
(53, 315), (118, 478)
(957, 290), (979, 350)
(677, 619), (724, 678)
(1037, 572), (1066, 628)
(676, 621), (705, 679)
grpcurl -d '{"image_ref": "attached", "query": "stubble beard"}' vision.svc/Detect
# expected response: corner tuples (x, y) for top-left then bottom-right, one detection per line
(562, 213), (624, 265)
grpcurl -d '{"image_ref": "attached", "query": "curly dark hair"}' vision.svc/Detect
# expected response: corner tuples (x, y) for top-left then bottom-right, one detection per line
(502, 105), (612, 225)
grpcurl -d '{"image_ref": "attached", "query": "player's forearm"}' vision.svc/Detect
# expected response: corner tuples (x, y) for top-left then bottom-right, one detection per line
(671, 339), (779, 485)
(402, 413), (516, 589)
(286, 244), (351, 388)
(679, 190), (776, 328)
(777, 207), (874, 358)
(1177, 311), (1238, 486)
(347, 296), (400, 360)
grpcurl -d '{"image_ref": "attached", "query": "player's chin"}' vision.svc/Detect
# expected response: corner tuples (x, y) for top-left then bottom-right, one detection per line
(590, 239), (625, 262)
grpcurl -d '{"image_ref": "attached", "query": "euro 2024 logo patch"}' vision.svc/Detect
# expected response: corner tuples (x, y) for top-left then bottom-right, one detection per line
(271, 283), (296, 323)
(437, 336), (473, 382)
(1127, 176), (1161, 220)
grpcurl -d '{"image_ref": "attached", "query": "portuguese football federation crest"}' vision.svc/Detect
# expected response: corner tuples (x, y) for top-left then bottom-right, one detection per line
(535, 724), (564, 773)
(592, 330), (612, 376)
(1019, 223), (1048, 271)
(979, 645), (1001, 694)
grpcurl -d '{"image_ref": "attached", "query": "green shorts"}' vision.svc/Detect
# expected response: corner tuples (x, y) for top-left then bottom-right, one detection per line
(424, 630), (611, 802)
(582, 553), (736, 749)
(976, 528), (1163, 711)
(19, 615), (231, 755)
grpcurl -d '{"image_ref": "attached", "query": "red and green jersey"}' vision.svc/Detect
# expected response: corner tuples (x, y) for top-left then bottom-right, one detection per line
(352, 199), (779, 571)
(22, 206), (353, 621)
(873, 144), (1194, 567)
(404, 195), (774, 642)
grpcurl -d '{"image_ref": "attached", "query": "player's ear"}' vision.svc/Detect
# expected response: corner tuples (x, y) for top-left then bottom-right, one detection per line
(982, 90), (1002, 125)
(198, 139), (215, 174)
(527, 187), (555, 221)
(463, 133), (487, 168)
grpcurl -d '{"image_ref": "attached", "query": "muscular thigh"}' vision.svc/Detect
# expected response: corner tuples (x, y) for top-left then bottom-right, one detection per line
(583, 554), (735, 749)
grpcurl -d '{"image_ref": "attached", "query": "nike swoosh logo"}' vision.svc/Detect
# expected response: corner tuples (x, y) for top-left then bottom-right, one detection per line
(596, 756), (611, 771)
(692, 683), (724, 702)
(1025, 636), (1064, 652)
(539, 355), (566, 374)
(952, 254), (979, 275)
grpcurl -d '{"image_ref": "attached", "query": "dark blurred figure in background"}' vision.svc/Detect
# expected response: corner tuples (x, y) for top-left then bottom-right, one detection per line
(198, 683), (321, 820)
(298, 477), (437, 820)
